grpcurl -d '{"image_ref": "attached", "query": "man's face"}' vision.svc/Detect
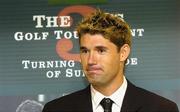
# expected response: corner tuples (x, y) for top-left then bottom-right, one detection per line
(80, 33), (124, 88)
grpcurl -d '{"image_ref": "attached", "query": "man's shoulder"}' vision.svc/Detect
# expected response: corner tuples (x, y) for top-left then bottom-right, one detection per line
(136, 85), (174, 103)
(127, 81), (179, 111)
(51, 86), (89, 103)
(42, 86), (91, 112)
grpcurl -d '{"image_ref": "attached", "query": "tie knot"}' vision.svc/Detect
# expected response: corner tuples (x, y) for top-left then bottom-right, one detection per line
(100, 98), (113, 112)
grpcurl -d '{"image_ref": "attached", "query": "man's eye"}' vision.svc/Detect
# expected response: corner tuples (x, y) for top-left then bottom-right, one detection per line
(81, 49), (88, 53)
(98, 49), (106, 53)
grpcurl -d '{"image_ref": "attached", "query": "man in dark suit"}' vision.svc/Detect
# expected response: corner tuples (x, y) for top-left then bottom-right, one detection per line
(42, 9), (179, 112)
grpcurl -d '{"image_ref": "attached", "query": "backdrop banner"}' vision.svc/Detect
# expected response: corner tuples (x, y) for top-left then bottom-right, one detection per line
(0, 0), (179, 111)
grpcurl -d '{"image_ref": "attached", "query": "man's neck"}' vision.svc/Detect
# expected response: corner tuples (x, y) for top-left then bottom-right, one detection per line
(92, 75), (124, 96)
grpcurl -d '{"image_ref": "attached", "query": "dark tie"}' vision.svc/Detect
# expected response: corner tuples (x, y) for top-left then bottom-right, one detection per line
(100, 98), (113, 112)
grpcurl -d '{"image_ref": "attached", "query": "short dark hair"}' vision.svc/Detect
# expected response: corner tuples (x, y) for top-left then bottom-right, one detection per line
(76, 9), (132, 51)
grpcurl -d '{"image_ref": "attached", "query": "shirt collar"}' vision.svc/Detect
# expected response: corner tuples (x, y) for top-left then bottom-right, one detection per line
(91, 76), (127, 109)
(110, 76), (127, 108)
(91, 85), (104, 110)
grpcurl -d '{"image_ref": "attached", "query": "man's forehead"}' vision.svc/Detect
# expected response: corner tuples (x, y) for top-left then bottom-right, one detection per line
(80, 33), (110, 43)
(80, 45), (108, 49)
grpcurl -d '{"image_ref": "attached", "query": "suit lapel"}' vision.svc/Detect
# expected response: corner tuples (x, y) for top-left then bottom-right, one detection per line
(121, 80), (142, 112)
(84, 81), (142, 112)
(77, 85), (93, 112)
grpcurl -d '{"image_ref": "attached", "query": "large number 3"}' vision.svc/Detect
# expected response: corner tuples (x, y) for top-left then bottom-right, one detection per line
(56, 5), (95, 62)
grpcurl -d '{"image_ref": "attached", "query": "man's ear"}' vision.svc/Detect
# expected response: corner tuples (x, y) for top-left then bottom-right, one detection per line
(119, 44), (130, 62)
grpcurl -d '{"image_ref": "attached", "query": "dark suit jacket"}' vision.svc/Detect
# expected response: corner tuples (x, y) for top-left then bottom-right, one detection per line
(42, 81), (179, 112)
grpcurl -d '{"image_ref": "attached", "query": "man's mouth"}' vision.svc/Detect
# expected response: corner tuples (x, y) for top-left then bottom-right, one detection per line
(86, 66), (102, 73)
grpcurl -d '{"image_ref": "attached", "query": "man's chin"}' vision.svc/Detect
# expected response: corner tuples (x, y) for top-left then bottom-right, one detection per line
(86, 74), (99, 80)
(87, 77), (102, 86)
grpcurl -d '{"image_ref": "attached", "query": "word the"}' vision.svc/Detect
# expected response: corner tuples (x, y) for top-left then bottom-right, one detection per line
(33, 15), (71, 28)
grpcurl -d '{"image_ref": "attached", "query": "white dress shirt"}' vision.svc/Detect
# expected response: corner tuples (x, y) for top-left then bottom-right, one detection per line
(91, 76), (127, 112)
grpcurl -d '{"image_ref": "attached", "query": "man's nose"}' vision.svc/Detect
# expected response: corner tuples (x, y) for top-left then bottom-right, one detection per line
(88, 52), (97, 65)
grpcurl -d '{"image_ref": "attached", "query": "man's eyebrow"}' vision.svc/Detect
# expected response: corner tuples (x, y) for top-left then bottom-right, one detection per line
(80, 46), (87, 50)
(80, 46), (108, 50)
(95, 46), (108, 50)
